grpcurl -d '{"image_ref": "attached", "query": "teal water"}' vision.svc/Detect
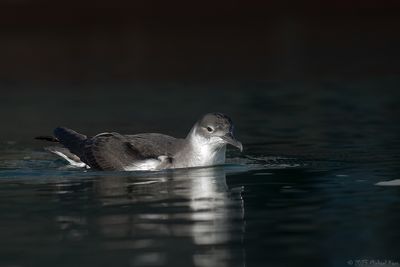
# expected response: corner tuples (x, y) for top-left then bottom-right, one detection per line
(1, 80), (400, 267)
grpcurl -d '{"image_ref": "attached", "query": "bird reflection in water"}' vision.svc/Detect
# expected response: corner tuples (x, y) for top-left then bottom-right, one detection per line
(56, 167), (245, 267)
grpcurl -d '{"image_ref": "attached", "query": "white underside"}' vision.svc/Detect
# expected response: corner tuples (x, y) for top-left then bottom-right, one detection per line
(123, 159), (162, 171)
(52, 150), (170, 171)
(53, 151), (88, 168)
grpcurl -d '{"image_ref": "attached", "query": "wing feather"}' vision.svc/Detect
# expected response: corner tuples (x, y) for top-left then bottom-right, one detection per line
(83, 133), (153, 170)
(53, 128), (181, 171)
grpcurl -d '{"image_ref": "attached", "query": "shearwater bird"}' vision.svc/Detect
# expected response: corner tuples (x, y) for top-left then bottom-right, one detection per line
(36, 113), (243, 171)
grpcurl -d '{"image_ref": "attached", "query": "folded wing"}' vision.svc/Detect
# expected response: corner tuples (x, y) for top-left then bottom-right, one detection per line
(53, 127), (179, 171)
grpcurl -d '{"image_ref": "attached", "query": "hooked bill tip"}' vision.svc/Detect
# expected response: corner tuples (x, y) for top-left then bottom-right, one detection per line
(220, 134), (243, 152)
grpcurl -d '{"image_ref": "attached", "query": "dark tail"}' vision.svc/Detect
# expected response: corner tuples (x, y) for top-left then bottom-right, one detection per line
(35, 136), (59, 142)
(53, 127), (87, 158)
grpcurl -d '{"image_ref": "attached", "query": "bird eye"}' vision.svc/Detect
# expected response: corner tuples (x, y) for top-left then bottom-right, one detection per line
(206, 127), (214, 132)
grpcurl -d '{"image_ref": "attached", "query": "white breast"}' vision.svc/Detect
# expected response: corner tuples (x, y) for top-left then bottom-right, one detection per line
(183, 136), (226, 168)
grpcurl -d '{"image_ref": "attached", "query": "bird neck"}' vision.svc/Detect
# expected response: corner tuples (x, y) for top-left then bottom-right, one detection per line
(174, 131), (226, 168)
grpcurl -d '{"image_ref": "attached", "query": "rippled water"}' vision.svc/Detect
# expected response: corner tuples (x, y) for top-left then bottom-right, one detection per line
(1, 81), (400, 267)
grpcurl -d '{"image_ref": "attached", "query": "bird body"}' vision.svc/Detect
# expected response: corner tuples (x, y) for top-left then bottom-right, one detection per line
(38, 113), (242, 171)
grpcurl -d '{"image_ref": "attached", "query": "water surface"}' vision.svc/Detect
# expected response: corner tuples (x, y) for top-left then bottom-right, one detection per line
(1, 81), (400, 267)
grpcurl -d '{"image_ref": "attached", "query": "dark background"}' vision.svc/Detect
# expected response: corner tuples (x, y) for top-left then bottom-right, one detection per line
(1, 0), (400, 82)
(1, 0), (400, 145)
(1, 3), (400, 267)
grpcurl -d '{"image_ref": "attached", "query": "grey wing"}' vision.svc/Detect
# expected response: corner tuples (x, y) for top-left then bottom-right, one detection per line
(83, 132), (151, 171)
(124, 133), (183, 157)
(53, 128), (179, 171)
